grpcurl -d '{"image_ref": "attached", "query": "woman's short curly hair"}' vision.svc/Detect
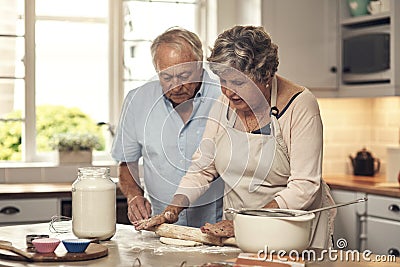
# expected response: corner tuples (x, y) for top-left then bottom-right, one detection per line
(208, 25), (279, 85)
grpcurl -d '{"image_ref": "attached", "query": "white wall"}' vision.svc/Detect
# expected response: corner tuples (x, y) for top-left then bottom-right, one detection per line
(216, 0), (261, 33)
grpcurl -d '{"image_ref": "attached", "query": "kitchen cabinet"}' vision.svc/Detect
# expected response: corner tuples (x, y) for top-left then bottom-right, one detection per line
(261, 0), (338, 98)
(331, 190), (400, 254)
(338, 0), (400, 97)
(60, 196), (130, 225)
(0, 198), (59, 226)
(331, 189), (367, 251)
(366, 194), (400, 256)
(0, 196), (129, 226)
(0, 183), (130, 226)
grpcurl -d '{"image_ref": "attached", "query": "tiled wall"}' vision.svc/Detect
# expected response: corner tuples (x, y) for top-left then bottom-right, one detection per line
(318, 97), (400, 176)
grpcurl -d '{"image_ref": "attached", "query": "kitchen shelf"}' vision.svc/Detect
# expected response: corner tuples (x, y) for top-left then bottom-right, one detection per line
(337, 0), (400, 97)
(338, 83), (398, 98)
(340, 12), (390, 26)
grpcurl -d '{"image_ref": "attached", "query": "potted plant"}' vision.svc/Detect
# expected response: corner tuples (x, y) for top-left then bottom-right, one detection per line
(52, 133), (101, 164)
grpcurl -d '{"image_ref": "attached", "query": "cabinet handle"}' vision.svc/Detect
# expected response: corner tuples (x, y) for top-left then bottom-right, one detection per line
(330, 66), (337, 73)
(388, 248), (400, 257)
(388, 204), (400, 213)
(0, 206), (20, 215)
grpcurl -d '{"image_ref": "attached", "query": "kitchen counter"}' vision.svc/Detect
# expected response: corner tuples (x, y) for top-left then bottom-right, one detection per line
(0, 223), (398, 267)
(324, 175), (400, 198)
(0, 223), (240, 266)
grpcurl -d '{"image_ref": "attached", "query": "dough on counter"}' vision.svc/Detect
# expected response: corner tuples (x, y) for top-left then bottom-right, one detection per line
(159, 237), (202, 247)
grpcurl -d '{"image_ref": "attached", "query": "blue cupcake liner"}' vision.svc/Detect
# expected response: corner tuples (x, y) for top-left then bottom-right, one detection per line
(62, 239), (91, 253)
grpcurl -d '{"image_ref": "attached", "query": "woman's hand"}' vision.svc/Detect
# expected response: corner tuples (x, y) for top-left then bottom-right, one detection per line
(200, 220), (235, 237)
(133, 210), (179, 231)
(133, 194), (188, 231)
(263, 199), (279, 209)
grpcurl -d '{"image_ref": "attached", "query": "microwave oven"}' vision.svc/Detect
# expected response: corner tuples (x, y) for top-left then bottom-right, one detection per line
(342, 26), (390, 84)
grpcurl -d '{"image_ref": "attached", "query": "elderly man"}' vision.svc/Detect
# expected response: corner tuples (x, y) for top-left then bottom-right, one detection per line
(111, 27), (223, 227)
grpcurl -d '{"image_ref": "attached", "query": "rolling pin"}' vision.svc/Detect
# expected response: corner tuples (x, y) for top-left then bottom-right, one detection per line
(153, 224), (237, 246)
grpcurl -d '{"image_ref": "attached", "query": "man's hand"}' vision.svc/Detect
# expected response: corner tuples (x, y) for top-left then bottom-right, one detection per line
(127, 196), (152, 223)
(200, 220), (235, 237)
(133, 210), (179, 231)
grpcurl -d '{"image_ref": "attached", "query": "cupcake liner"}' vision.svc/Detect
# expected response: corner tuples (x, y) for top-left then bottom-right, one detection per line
(32, 238), (60, 253)
(62, 239), (91, 253)
(26, 234), (50, 252)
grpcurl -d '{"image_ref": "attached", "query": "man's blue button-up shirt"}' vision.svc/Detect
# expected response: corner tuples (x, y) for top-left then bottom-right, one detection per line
(112, 70), (223, 227)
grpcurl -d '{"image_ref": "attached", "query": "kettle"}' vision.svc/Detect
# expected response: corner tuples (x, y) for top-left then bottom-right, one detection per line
(349, 148), (380, 176)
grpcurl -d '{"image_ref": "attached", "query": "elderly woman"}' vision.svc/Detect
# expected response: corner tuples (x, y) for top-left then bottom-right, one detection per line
(134, 25), (336, 249)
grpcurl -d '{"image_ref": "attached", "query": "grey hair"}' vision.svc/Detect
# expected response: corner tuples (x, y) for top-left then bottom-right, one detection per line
(207, 25), (279, 84)
(151, 27), (203, 67)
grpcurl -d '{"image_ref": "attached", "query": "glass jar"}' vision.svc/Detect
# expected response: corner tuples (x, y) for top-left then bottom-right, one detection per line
(72, 167), (116, 240)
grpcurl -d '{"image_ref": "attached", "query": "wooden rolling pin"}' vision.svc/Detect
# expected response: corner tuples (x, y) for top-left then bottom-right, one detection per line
(153, 224), (236, 246)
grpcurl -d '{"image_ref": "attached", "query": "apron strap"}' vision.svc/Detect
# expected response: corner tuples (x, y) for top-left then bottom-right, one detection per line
(270, 75), (281, 123)
(270, 76), (290, 161)
(271, 76), (278, 107)
(226, 106), (237, 128)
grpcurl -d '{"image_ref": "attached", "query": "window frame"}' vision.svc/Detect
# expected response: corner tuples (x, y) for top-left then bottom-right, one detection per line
(3, 0), (207, 165)
(21, 0), (121, 163)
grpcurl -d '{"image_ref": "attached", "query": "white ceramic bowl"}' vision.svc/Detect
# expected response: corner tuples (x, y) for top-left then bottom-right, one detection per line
(233, 209), (315, 253)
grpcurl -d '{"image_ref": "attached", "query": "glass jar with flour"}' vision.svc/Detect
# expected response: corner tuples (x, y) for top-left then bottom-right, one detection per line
(72, 167), (116, 240)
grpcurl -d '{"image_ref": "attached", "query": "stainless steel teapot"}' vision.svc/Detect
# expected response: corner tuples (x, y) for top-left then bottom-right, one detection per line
(349, 148), (380, 176)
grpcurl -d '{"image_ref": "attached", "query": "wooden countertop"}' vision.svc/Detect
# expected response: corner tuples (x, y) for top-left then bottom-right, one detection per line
(0, 174), (399, 200)
(324, 174), (400, 198)
(0, 183), (124, 200)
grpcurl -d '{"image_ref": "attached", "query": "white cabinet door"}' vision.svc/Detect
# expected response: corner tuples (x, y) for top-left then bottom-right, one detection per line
(366, 216), (400, 256)
(0, 198), (59, 225)
(367, 194), (400, 222)
(331, 190), (366, 250)
(366, 194), (400, 256)
(262, 0), (338, 95)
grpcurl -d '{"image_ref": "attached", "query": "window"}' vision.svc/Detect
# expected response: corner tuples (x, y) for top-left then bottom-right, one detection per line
(0, 0), (111, 163)
(35, 0), (109, 124)
(0, 0), (203, 164)
(123, 0), (199, 95)
(0, 0), (25, 161)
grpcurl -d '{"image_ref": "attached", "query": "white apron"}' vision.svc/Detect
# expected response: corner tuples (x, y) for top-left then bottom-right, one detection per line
(214, 76), (335, 249)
